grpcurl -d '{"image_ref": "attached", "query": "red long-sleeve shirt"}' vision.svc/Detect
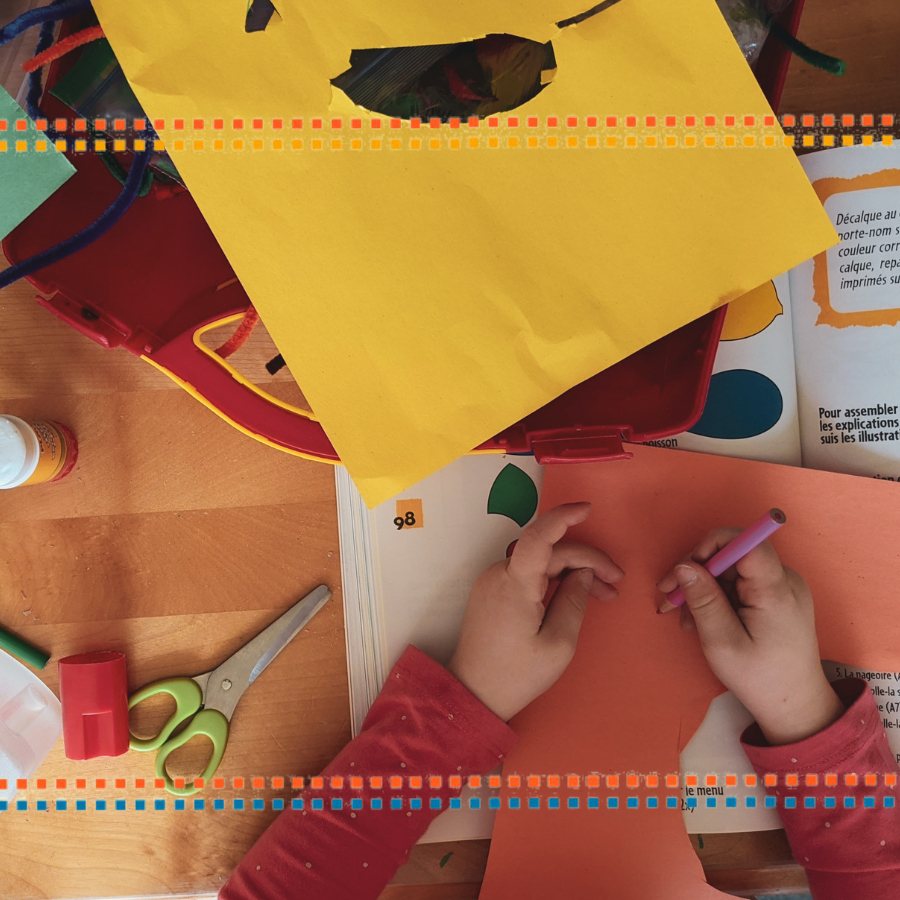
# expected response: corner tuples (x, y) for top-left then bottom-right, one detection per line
(220, 648), (899, 900)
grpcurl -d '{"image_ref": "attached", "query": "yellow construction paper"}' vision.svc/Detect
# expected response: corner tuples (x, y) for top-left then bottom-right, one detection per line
(92, 0), (837, 506)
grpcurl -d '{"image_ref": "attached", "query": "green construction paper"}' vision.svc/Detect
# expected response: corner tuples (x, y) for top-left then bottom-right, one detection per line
(0, 84), (75, 242)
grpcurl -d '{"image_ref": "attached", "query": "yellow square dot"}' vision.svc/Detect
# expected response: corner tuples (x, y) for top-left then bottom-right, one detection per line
(743, 134), (756, 147)
(14, 140), (26, 153)
(371, 138), (382, 150)
(485, 136), (497, 148)
(312, 139), (323, 150)
(665, 135), (677, 147)
(75, 139), (86, 152)
(154, 139), (165, 151)
(527, 136), (538, 148)
(587, 135), (597, 148)
(606, 135), (617, 147)
(351, 138), (362, 150)
(862, 134), (873, 146)
(724, 135), (735, 147)
(625, 135), (637, 147)
(410, 138), (421, 150)
(232, 139), (244, 150)
(0, 141), (7, 153)
(684, 135), (696, 147)
(273, 139), (283, 150)
(449, 138), (460, 150)
(214, 139), (224, 151)
(508, 136), (520, 148)
(468, 137), (479, 149)
(883, 135), (894, 146)
(174, 139), (186, 151)
(194, 140), (205, 151)
(253, 139), (263, 150)
(566, 135), (578, 148)
(803, 134), (815, 147)
(93, 139), (106, 152)
(390, 138), (401, 150)
(114, 139), (126, 152)
(330, 139), (341, 150)
(645, 135), (657, 147)
(55, 139), (66, 151)
(783, 134), (795, 147)
(547, 135), (558, 148)
(704, 135), (716, 147)
(292, 139), (303, 150)
(429, 138), (440, 150)
(842, 134), (854, 146)
(823, 134), (835, 147)
(35, 140), (46, 152)
(763, 134), (775, 147)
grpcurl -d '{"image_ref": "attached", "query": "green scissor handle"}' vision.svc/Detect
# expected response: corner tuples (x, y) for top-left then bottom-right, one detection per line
(128, 677), (204, 752)
(154, 708), (230, 797)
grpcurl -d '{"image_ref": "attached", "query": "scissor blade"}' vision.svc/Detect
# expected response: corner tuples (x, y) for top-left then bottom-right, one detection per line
(204, 585), (331, 720)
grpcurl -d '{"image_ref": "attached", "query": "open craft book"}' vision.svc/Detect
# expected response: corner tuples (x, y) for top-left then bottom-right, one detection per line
(337, 143), (900, 841)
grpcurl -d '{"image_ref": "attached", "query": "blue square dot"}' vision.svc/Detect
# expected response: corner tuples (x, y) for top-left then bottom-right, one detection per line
(194, 799), (205, 811)
(686, 797), (697, 809)
(155, 799), (166, 811)
(588, 797), (599, 809)
(36, 800), (47, 811)
(273, 798), (284, 811)
(233, 799), (245, 811)
(95, 800), (107, 811)
(705, 797), (716, 808)
(430, 798), (442, 809)
(449, 798), (460, 809)
(567, 797), (579, 809)
(312, 798), (323, 810)
(175, 799), (185, 811)
(56, 800), (67, 811)
(390, 798), (402, 810)
(489, 797), (501, 809)
(647, 797), (658, 809)
(804, 797), (816, 808)
(410, 798), (421, 810)
(0, 802), (7, 812)
(725, 797), (736, 808)
(548, 798), (560, 809)
(371, 798), (383, 810)
(16, 801), (27, 811)
(135, 800), (146, 811)
(666, 797), (678, 809)
(627, 797), (639, 809)
(746, 796), (757, 808)
(844, 797), (856, 808)
(291, 798), (303, 810)
(864, 796), (875, 808)
(885, 797), (895, 808)
(215, 799), (226, 810)
(529, 797), (541, 809)
(765, 796), (776, 808)
(509, 797), (521, 809)
(330, 798), (342, 810)
(76, 800), (86, 811)
(824, 797), (836, 808)
(253, 799), (265, 810)
(116, 800), (127, 811)
(469, 797), (481, 809)
(351, 798), (363, 810)
(784, 797), (796, 809)
(607, 797), (618, 809)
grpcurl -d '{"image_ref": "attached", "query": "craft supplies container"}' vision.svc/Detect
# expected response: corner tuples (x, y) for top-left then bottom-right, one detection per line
(0, 415), (77, 488)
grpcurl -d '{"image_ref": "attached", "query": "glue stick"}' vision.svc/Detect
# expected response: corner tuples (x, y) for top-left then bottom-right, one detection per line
(0, 415), (78, 489)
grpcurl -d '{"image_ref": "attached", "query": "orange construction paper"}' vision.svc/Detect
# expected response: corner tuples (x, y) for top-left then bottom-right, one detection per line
(481, 445), (900, 900)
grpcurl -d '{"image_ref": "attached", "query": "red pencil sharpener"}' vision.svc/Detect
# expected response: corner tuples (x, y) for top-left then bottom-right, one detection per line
(58, 651), (130, 760)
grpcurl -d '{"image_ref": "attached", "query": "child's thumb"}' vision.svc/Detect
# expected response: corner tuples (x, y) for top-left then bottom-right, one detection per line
(674, 563), (746, 650)
(541, 568), (594, 652)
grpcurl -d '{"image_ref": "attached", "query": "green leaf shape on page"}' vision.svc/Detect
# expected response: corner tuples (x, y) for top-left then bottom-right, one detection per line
(487, 463), (538, 527)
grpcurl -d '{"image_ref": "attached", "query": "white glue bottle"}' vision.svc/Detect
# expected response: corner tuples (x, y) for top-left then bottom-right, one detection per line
(0, 415), (78, 489)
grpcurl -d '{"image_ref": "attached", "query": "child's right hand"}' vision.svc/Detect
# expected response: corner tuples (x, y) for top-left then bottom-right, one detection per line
(656, 529), (845, 746)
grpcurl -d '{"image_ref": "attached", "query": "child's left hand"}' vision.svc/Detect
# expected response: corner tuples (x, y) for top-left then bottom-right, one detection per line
(448, 503), (624, 721)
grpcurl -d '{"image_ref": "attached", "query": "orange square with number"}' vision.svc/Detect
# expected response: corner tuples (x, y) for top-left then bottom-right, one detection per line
(394, 499), (423, 530)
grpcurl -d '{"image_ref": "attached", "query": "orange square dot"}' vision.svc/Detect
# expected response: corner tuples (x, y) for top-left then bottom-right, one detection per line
(56, 779), (67, 790)
(685, 116), (696, 127)
(686, 775), (698, 787)
(134, 118), (146, 130)
(625, 116), (636, 127)
(292, 118), (303, 129)
(786, 774), (799, 787)
(233, 118), (244, 130)
(865, 773), (877, 786)
(135, 779), (145, 789)
(330, 118), (342, 129)
(705, 775), (717, 787)
(35, 118), (47, 131)
(351, 118), (362, 129)
(155, 779), (165, 789)
(409, 117), (421, 129)
(489, 775), (502, 789)
(666, 775), (679, 788)
(825, 774), (838, 786)
(861, 114), (874, 127)
(586, 116), (597, 127)
(645, 115), (657, 127)
(448, 776), (461, 789)
(272, 778), (284, 790)
(252, 777), (264, 790)
(548, 116), (559, 127)
(369, 777), (383, 789)
(467, 117), (479, 128)
(845, 774), (858, 786)
(724, 116), (735, 127)
(74, 118), (87, 131)
(803, 115), (815, 127)
(704, 115), (715, 126)
(528, 116), (539, 127)
(567, 116), (578, 127)
(646, 775), (659, 788)
(17, 779), (27, 790)
(763, 115), (775, 126)
(586, 775), (600, 788)
(115, 779), (126, 789)
(95, 779), (106, 789)
(528, 775), (541, 788)
(842, 114), (854, 126)
(488, 116), (499, 128)
(173, 119), (184, 130)
(370, 118), (381, 129)
(213, 118), (224, 129)
(508, 116), (519, 127)
(212, 777), (225, 789)
(745, 775), (757, 787)
(76, 779), (86, 790)
(112, 118), (126, 131)
(822, 114), (835, 127)
(725, 775), (737, 787)
(665, 116), (676, 127)
(193, 118), (205, 130)
(390, 118), (402, 129)
(390, 776), (403, 789)
(152, 118), (165, 131)
(764, 774), (777, 787)
(272, 118), (283, 129)
(567, 775), (579, 788)
(14, 119), (29, 132)
(547, 775), (560, 788)
(782, 114), (795, 127)
(233, 777), (245, 790)
(607, 775), (620, 788)
(885, 773), (897, 786)
(172, 778), (185, 790)
(330, 777), (343, 790)
(469, 776), (482, 789)
(805, 774), (818, 787)
(627, 775), (639, 788)
(0, 779), (6, 790)
(508, 775), (521, 788)
(351, 777), (363, 789)
(449, 117), (461, 128)
(34, 779), (46, 790)
(310, 777), (323, 790)
(409, 776), (423, 789)
(194, 779), (205, 789)
(54, 118), (67, 131)
(882, 114), (894, 127)
(429, 777), (442, 789)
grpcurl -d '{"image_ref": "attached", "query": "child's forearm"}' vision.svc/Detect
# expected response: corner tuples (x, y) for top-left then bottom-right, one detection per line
(741, 678), (900, 900)
(219, 645), (517, 900)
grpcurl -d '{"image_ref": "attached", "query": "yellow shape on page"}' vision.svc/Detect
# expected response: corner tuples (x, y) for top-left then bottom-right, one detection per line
(92, 0), (837, 506)
(721, 280), (783, 341)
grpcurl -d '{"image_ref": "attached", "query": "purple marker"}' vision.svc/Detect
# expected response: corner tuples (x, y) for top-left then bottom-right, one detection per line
(658, 508), (786, 613)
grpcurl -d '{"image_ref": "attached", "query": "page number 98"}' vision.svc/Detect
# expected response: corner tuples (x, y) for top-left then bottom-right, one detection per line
(394, 499), (423, 530)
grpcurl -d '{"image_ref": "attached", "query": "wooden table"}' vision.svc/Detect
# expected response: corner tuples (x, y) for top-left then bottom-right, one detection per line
(1, 1), (897, 897)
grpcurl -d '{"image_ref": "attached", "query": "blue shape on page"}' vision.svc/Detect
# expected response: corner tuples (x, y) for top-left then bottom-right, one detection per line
(689, 369), (783, 440)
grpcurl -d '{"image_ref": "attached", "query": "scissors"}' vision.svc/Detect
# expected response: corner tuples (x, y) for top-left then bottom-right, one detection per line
(128, 584), (331, 796)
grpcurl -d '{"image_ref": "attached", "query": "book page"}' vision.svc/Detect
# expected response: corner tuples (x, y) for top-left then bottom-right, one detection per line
(645, 273), (801, 466)
(791, 144), (900, 478)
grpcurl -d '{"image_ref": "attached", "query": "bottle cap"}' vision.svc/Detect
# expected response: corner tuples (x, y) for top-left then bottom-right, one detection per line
(58, 651), (130, 760)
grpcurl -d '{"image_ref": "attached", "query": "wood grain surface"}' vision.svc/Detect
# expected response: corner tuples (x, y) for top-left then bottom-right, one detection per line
(1, 0), (896, 896)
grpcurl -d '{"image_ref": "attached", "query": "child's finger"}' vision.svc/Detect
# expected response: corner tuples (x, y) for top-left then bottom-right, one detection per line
(546, 541), (625, 586)
(733, 542), (793, 606)
(539, 568), (594, 650)
(507, 503), (591, 586)
(679, 604), (696, 631)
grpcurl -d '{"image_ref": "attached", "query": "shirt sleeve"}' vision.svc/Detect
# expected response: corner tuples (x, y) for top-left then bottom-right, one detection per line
(740, 677), (900, 900)
(219, 645), (518, 900)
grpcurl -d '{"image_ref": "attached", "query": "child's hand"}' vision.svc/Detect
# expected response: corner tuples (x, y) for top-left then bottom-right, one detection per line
(448, 503), (624, 722)
(657, 529), (845, 745)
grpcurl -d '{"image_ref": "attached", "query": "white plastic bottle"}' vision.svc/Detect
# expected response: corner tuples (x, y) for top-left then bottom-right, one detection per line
(0, 415), (77, 489)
